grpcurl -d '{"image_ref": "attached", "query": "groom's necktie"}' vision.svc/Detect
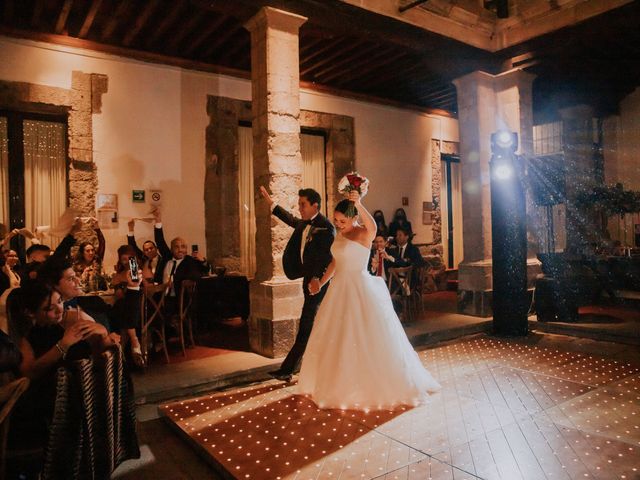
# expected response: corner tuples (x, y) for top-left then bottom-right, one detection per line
(377, 252), (383, 276)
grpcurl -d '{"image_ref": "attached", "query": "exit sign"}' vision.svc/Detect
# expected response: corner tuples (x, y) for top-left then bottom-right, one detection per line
(132, 190), (145, 203)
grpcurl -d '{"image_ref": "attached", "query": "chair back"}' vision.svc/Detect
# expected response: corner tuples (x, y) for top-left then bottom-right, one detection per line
(0, 377), (30, 480)
(387, 266), (413, 296)
(178, 280), (196, 318)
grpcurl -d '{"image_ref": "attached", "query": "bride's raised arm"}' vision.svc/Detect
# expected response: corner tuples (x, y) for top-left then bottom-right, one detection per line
(348, 191), (376, 244)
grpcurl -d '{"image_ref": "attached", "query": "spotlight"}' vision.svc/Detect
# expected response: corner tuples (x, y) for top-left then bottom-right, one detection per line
(491, 130), (518, 157)
(493, 164), (513, 181)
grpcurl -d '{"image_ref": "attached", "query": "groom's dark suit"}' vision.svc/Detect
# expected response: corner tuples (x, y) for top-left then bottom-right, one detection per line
(273, 205), (335, 375)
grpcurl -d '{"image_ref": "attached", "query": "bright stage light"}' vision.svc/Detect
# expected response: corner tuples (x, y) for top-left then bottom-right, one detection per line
(494, 164), (513, 180)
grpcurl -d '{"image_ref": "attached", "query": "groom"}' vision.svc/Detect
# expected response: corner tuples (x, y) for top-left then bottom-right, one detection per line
(260, 186), (335, 382)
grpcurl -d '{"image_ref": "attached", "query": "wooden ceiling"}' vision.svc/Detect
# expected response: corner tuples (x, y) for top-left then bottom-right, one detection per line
(0, 0), (639, 118)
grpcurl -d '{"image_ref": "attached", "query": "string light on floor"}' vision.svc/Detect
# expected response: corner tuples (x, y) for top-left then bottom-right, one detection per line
(157, 335), (640, 479)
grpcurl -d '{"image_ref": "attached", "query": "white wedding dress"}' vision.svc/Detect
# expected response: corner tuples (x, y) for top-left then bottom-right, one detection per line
(298, 233), (441, 410)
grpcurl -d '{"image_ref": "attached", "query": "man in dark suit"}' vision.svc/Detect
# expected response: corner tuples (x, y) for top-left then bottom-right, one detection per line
(388, 227), (424, 288)
(151, 209), (210, 310)
(260, 186), (335, 382)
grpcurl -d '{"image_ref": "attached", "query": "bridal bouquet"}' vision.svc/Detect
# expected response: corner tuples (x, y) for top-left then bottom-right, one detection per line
(338, 172), (369, 217)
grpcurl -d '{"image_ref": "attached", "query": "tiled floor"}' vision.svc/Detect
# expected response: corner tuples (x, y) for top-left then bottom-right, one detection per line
(160, 334), (640, 479)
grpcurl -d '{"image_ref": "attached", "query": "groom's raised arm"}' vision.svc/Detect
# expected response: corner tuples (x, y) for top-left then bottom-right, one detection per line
(272, 205), (302, 229)
(260, 185), (301, 229)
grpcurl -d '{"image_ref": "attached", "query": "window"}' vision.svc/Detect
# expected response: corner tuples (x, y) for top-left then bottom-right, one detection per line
(0, 112), (68, 250)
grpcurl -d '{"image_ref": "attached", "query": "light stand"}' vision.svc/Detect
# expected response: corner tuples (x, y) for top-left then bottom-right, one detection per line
(490, 131), (528, 336)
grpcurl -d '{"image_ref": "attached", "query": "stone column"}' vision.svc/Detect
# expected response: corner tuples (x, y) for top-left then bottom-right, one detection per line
(245, 7), (307, 358)
(453, 69), (540, 316)
(559, 105), (595, 254)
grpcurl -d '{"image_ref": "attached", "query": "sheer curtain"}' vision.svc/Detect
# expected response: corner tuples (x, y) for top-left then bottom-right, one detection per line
(238, 126), (256, 277)
(0, 118), (8, 227)
(238, 127), (327, 277)
(301, 132), (326, 215)
(440, 161), (464, 269)
(23, 120), (67, 247)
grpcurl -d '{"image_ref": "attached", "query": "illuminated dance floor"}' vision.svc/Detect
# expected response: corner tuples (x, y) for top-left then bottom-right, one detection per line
(160, 335), (640, 479)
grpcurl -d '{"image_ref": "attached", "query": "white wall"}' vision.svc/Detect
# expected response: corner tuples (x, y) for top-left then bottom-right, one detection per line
(0, 35), (458, 268)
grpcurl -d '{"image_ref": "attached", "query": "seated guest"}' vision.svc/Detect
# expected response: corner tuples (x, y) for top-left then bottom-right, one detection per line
(109, 245), (144, 368)
(7, 282), (113, 450)
(372, 210), (389, 238)
(72, 219), (107, 292)
(127, 219), (162, 282)
(388, 227), (424, 289)
(37, 258), (110, 329)
(151, 208), (209, 315)
(1, 249), (21, 296)
(388, 208), (413, 239)
(368, 234), (394, 281)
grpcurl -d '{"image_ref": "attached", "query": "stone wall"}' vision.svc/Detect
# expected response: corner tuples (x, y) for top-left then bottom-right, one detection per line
(205, 95), (355, 271)
(430, 139), (459, 248)
(0, 71), (107, 245)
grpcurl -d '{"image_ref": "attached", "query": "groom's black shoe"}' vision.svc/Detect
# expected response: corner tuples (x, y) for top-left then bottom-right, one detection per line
(268, 370), (293, 382)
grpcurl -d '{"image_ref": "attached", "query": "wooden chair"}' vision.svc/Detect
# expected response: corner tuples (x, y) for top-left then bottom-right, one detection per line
(140, 282), (171, 364)
(0, 377), (30, 480)
(177, 280), (197, 356)
(387, 266), (413, 323)
(411, 265), (427, 315)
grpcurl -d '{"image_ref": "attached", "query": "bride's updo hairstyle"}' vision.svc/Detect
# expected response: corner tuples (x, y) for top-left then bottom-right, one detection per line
(335, 199), (358, 218)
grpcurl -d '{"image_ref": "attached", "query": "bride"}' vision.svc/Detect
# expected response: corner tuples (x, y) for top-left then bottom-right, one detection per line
(297, 189), (440, 410)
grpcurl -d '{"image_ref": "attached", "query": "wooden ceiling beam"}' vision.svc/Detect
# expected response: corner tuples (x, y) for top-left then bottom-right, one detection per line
(324, 46), (398, 84)
(300, 37), (331, 57)
(54, 0), (74, 35)
(77, 0), (103, 38)
(31, 0), (44, 27)
(100, 0), (130, 42)
(200, 23), (242, 59)
(183, 13), (228, 57)
(166, 12), (206, 54)
(122, 0), (161, 47)
(353, 54), (420, 89)
(3, 0), (14, 24)
(300, 39), (363, 77)
(300, 38), (349, 69)
(216, 34), (250, 65)
(145, 1), (184, 48)
(311, 43), (381, 81)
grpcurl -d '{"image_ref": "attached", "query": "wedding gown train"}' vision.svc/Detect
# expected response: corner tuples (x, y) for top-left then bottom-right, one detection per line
(297, 233), (441, 409)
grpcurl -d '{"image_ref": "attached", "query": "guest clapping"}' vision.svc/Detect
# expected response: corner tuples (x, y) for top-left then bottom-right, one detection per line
(369, 235), (394, 281)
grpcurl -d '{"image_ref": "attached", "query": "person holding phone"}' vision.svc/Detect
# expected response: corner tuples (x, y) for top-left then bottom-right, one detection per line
(151, 208), (210, 314)
(109, 245), (144, 368)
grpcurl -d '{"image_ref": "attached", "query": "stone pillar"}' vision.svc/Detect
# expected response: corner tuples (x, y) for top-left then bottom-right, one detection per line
(453, 69), (540, 316)
(559, 105), (595, 254)
(245, 7), (307, 358)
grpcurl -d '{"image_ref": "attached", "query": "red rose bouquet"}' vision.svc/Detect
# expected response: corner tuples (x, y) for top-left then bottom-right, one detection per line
(338, 172), (369, 217)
